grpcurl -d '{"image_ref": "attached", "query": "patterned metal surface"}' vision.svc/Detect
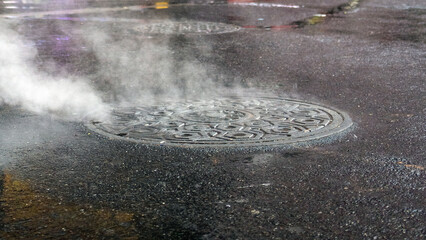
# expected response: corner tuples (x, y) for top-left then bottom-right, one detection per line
(87, 97), (352, 147)
(133, 21), (241, 34)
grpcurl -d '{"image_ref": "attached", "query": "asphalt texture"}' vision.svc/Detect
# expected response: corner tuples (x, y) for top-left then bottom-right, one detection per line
(0, 0), (425, 239)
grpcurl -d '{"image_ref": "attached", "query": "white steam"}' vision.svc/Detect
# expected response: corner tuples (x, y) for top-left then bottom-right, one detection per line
(0, 20), (109, 120)
(80, 23), (222, 106)
(0, 18), (253, 122)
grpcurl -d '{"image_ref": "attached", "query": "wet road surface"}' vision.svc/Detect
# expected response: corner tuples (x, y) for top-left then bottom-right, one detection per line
(0, 0), (425, 239)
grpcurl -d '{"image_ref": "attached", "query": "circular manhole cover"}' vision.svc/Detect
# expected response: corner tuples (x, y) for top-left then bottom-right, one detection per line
(87, 97), (352, 147)
(133, 21), (241, 34)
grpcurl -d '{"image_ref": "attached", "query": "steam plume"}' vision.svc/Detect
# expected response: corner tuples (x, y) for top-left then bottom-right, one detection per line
(0, 20), (109, 120)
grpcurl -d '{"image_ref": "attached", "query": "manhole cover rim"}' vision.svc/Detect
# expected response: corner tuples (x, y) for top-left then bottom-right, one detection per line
(132, 20), (241, 35)
(85, 97), (352, 147)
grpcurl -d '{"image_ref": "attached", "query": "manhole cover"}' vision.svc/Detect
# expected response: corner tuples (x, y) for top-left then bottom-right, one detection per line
(87, 97), (352, 147)
(133, 21), (241, 34)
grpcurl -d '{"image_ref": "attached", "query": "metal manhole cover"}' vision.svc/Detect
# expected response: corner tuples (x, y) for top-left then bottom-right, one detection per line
(133, 21), (241, 34)
(87, 97), (352, 147)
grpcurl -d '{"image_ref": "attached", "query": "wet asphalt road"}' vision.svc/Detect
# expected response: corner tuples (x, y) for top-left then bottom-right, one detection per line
(0, 0), (425, 239)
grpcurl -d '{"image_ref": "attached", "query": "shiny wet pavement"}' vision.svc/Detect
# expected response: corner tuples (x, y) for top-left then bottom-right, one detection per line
(0, 0), (425, 239)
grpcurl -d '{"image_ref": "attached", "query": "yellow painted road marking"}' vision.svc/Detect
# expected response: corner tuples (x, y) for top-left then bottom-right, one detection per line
(155, 2), (169, 9)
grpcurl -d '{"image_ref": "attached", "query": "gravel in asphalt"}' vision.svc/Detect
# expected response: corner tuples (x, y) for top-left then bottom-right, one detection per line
(0, 0), (425, 239)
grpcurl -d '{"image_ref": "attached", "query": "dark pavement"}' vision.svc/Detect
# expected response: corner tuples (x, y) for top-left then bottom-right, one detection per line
(0, 0), (425, 239)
